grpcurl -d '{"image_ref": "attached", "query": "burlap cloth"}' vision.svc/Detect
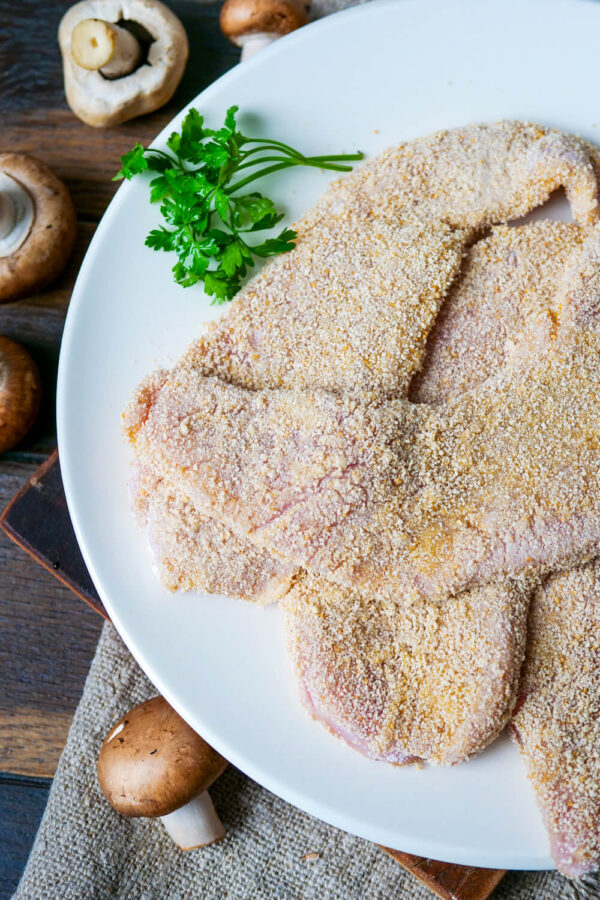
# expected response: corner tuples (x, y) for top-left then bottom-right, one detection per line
(13, 1), (600, 896)
(13, 622), (600, 899)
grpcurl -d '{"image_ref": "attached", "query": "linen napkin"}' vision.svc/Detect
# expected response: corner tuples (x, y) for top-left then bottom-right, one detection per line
(14, 2), (600, 897)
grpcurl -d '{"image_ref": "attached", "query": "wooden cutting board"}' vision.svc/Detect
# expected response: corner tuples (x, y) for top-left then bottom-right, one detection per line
(0, 451), (505, 900)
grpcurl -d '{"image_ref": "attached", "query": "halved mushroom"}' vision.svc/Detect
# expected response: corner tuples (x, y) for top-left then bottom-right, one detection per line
(58, 0), (189, 127)
(0, 154), (77, 305)
(98, 696), (228, 849)
(220, 0), (309, 60)
(0, 337), (41, 454)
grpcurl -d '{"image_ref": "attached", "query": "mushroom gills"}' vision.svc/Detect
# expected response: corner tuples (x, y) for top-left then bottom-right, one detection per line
(0, 174), (34, 257)
(161, 791), (226, 850)
(70, 17), (148, 79)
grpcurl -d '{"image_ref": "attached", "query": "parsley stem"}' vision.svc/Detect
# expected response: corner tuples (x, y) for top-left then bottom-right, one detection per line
(235, 155), (303, 171)
(239, 144), (301, 161)
(226, 157), (356, 194)
(302, 153), (364, 162)
(243, 136), (303, 155)
(225, 162), (296, 193)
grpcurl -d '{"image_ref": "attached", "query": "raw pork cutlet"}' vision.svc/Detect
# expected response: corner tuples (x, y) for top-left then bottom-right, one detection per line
(125, 225), (600, 603)
(409, 221), (586, 404)
(311, 120), (600, 232)
(511, 563), (600, 877)
(130, 221), (582, 597)
(127, 211), (463, 600)
(284, 221), (583, 765)
(184, 121), (600, 397)
(285, 573), (531, 765)
(187, 218), (464, 396)
(130, 462), (296, 601)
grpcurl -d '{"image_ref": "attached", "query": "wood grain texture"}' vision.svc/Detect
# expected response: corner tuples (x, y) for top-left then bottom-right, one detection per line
(0, 774), (51, 899)
(383, 848), (506, 900)
(0, 451), (106, 617)
(0, 458), (102, 777)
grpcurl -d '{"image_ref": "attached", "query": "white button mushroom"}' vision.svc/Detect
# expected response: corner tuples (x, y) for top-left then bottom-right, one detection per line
(0, 337), (41, 455)
(58, 0), (189, 128)
(220, 0), (309, 60)
(97, 696), (228, 850)
(0, 153), (77, 304)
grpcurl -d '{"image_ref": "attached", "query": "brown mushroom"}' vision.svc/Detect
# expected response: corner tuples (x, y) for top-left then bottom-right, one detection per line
(58, 0), (189, 128)
(0, 337), (41, 454)
(98, 696), (228, 849)
(0, 154), (76, 304)
(220, 0), (309, 60)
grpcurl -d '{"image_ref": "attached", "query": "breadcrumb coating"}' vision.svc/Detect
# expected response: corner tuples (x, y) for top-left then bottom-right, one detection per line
(511, 563), (600, 876)
(284, 221), (583, 766)
(410, 222), (584, 403)
(130, 462), (295, 601)
(187, 218), (464, 396)
(125, 225), (600, 603)
(311, 120), (600, 231)
(285, 573), (530, 765)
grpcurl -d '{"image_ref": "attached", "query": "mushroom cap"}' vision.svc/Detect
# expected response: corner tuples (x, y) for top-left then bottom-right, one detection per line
(97, 696), (228, 818)
(220, 0), (309, 43)
(0, 337), (41, 454)
(0, 153), (77, 304)
(58, 0), (189, 128)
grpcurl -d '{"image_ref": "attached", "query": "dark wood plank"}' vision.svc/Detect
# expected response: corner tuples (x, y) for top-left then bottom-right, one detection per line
(0, 774), (52, 900)
(383, 848), (506, 900)
(0, 458), (103, 777)
(0, 451), (107, 617)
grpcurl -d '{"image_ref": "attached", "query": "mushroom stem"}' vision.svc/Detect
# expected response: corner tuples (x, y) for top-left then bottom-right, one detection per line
(160, 791), (225, 850)
(0, 174), (34, 258)
(70, 18), (141, 78)
(239, 32), (281, 60)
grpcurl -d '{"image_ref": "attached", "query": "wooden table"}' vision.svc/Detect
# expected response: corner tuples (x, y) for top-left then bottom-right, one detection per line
(0, 3), (237, 894)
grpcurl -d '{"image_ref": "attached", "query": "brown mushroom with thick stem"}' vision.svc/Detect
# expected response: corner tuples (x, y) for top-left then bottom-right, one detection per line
(58, 0), (189, 128)
(0, 154), (77, 304)
(0, 337), (41, 454)
(98, 696), (228, 849)
(220, 0), (309, 60)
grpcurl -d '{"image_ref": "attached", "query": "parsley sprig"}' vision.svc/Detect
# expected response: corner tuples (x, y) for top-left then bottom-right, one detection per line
(115, 106), (363, 303)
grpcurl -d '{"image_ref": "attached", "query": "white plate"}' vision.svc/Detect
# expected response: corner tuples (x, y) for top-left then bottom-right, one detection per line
(57, 0), (600, 869)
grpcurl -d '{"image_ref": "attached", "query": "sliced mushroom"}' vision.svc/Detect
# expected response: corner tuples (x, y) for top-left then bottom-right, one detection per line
(98, 696), (228, 849)
(0, 153), (77, 304)
(58, 0), (189, 127)
(0, 337), (41, 454)
(220, 0), (309, 60)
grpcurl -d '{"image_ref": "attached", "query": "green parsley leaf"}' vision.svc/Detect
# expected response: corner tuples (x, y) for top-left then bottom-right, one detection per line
(213, 188), (230, 222)
(252, 228), (297, 257)
(145, 228), (175, 252)
(116, 107), (363, 300)
(204, 271), (239, 302)
(114, 144), (147, 180)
